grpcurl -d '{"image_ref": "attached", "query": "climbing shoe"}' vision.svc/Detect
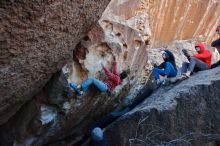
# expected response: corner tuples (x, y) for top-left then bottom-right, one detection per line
(184, 71), (191, 77)
(156, 79), (164, 88)
(181, 71), (191, 79)
(69, 83), (83, 96)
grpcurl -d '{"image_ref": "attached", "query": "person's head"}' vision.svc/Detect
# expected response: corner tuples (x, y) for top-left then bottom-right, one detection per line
(161, 50), (169, 61)
(120, 70), (128, 80)
(195, 44), (205, 53)
(91, 127), (103, 141)
(162, 52), (167, 60)
(195, 46), (201, 52)
(216, 25), (220, 37)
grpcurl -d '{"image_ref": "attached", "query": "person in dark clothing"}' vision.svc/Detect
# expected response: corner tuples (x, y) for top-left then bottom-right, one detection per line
(210, 25), (220, 68)
(90, 87), (153, 130)
(211, 38), (220, 68)
(212, 38), (220, 47)
(181, 44), (212, 78)
(153, 50), (177, 85)
(76, 87), (153, 146)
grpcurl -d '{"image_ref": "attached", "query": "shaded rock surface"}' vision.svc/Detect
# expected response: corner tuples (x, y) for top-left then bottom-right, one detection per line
(1, 0), (220, 146)
(0, 1), (151, 145)
(105, 67), (220, 146)
(0, 0), (111, 125)
(0, 70), (130, 146)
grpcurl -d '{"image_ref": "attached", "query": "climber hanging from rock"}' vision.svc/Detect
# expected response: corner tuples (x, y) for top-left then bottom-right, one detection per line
(153, 50), (177, 86)
(211, 38), (220, 68)
(180, 44), (212, 79)
(69, 60), (128, 96)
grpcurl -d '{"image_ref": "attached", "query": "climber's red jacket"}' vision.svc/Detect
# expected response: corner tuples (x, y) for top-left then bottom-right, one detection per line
(103, 62), (121, 92)
(194, 44), (212, 68)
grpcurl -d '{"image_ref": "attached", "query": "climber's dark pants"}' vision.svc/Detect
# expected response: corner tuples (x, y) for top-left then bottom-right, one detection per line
(91, 87), (153, 129)
(181, 57), (209, 73)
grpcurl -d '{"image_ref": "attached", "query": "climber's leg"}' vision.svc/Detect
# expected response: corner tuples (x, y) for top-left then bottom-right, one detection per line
(153, 67), (166, 80)
(81, 77), (108, 92)
(164, 62), (177, 77)
(181, 62), (189, 74)
(189, 57), (209, 72)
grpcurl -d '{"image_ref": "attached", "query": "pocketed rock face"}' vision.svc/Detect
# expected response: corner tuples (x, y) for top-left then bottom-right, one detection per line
(74, 0), (152, 82)
(105, 67), (220, 146)
(64, 0), (152, 101)
(0, 0), (111, 125)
